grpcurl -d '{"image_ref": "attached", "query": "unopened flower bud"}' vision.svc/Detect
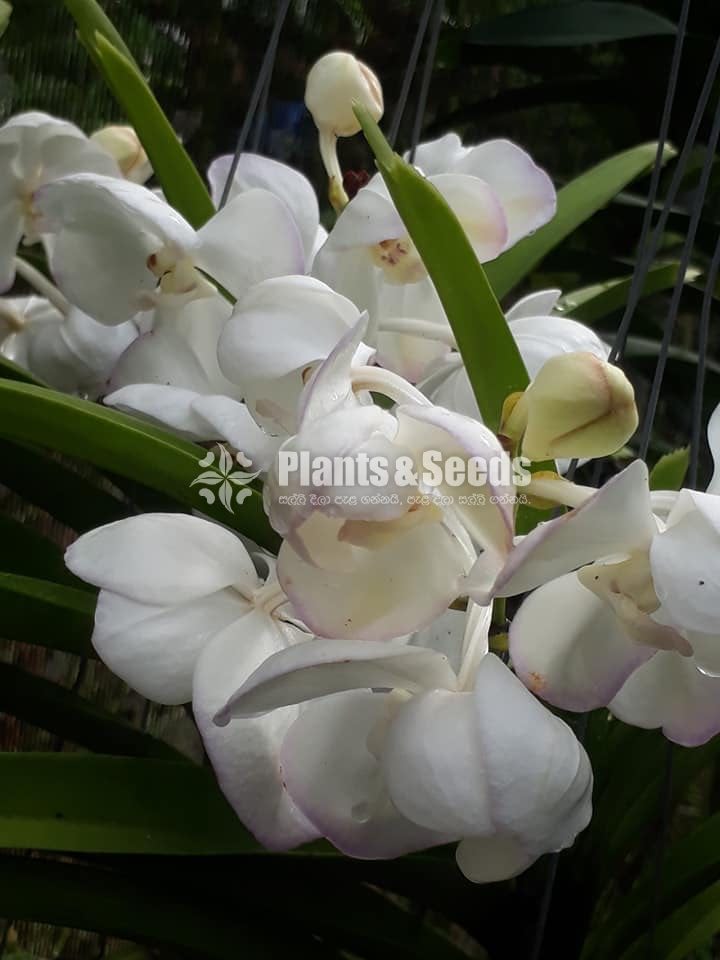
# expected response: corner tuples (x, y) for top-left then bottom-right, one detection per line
(305, 52), (383, 137)
(91, 125), (152, 184)
(305, 52), (383, 212)
(510, 352), (638, 461)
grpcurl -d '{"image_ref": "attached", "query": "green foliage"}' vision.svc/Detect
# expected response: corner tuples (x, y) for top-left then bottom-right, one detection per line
(649, 447), (689, 491)
(468, 1), (676, 47)
(62, 0), (215, 226)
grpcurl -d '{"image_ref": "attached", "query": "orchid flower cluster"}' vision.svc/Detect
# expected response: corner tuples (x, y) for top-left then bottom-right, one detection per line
(5, 51), (720, 885)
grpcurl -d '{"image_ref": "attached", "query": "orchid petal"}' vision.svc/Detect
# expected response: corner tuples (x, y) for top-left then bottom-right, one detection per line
(280, 690), (452, 858)
(510, 573), (655, 711)
(395, 404), (515, 561)
(218, 276), (359, 421)
(216, 638), (458, 722)
(452, 140), (556, 247)
(35, 174), (196, 325)
(92, 588), (249, 704)
(208, 153), (319, 265)
(108, 326), (211, 393)
(325, 186), (404, 249)
(193, 611), (319, 849)
(195, 188), (305, 300)
(65, 513), (259, 605)
(429, 173), (508, 263)
(505, 289), (561, 322)
(467, 460), (655, 603)
(650, 489), (720, 634)
(610, 650), (720, 747)
(408, 133), (469, 175)
(382, 654), (591, 876)
(510, 314), (609, 379)
(707, 401), (720, 495)
(277, 512), (470, 641)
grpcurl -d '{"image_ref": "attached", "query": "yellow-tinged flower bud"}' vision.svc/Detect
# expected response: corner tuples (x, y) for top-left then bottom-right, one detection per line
(305, 52), (383, 212)
(516, 351), (638, 461)
(305, 51), (383, 137)
(91, 125), (152, 184)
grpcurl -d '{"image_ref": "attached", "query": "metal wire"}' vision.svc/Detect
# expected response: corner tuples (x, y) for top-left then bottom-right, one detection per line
(637, 81), (720, 461)
(219, 0), (291, 207)
(387, 0), (435, 148)
(610, 31), (720, 365)
(409, 0), (445, 163)
(607, 0), (692, 365)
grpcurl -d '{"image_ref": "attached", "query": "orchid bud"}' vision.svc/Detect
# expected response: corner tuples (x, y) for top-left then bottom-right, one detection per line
(511, 351), (638, 461)
(91, 125), (152, 184)
(305, 52), (383, 212)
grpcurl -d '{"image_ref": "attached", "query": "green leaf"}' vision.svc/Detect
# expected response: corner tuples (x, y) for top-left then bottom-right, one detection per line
(0, 2), (11, 39)
(0, 662), (184, 760)
(0, 855), (321, 960)
(0, 439), (128, 532)
(0, 518), (79, 586)
(63, 0), (135, 61)
(0, 753), (263, 854)
(0, 354), (42, 385)
(63, 2), (214, 227)
(0, 573), (95, 656)
(583, 811), (720, 958)
(591, 732), (720, 890)
(468, 2), (676, 47)
(619, 879), (720, 960)
(556, 262), (700, 325)
(649, 447), (689, 491)
(485, 142), (677, 299)
(0, 381), (278, 551)
(355, 105), (528, 431)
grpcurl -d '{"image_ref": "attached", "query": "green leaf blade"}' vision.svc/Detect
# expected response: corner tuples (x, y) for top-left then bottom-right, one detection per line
(468, 1), (676, 48)
(0, 381), (278, 551)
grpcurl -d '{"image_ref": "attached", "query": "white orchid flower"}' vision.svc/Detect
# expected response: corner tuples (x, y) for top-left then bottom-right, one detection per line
(214, 603), (592, 880)
(0, 295), (136, 397)
(217, 275), (366, 434)
(467, 436), (720, 745)
(0, 112), (121, 291)
(104, 275), (363, 466)
(102, 295), (279, 469)
(263, 317), (516, 640)
(423, 290), (610, 416)
(313, 137), (556, 382)
(208, 154), (324, 269)
(64, 512), (320, 850)
(34, 173), (305, 325)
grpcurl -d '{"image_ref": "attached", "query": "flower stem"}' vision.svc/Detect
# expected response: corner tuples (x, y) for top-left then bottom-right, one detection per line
(14, 257), (70, 315)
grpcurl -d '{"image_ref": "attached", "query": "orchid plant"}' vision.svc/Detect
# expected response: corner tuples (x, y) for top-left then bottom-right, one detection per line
(3, 2), (720, 958)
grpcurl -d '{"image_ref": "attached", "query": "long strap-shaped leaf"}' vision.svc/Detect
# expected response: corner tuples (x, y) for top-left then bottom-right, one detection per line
(355, 106), (529, 433)
(63, 1), (215, 227)
(0, 573), (95, 655)
(0, 854), (323, 960)
(0, 753), (262, 854)
(0, 662), (184, 760)
(485, 142), (676, 299)
(0, 380), (279, 550)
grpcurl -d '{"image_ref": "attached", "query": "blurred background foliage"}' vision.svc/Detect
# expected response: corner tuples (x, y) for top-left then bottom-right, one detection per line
(3, 2), (720, 959)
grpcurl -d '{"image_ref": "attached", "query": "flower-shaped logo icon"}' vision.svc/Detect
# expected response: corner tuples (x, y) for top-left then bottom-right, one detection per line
(191, 445), (261, 513)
